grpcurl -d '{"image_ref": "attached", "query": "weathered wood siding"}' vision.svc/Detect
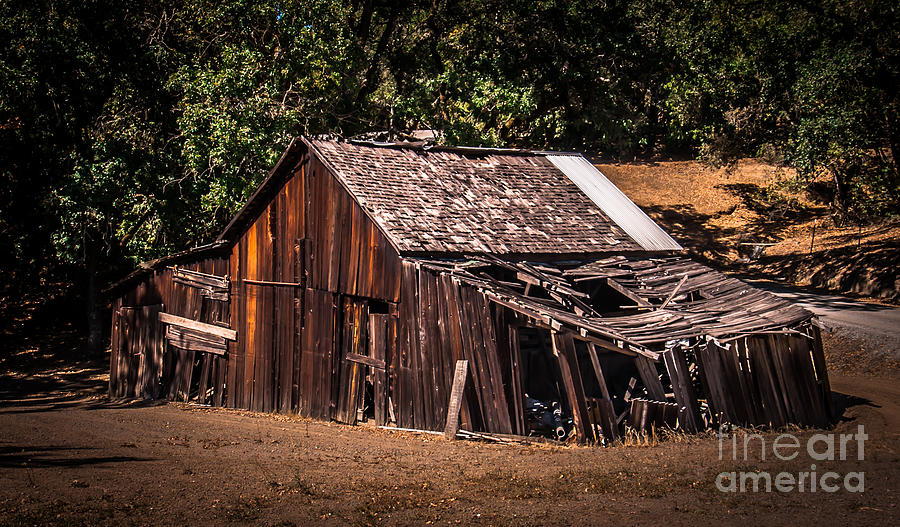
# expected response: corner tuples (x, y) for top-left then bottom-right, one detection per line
(226, 152), (401, 415)
(109, 256), (230, 403)
(391, 263), (517, 434)
(112, 149), (403, 418)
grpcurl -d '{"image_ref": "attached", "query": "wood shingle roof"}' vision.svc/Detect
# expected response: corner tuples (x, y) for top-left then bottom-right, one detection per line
(309, 139), (652, 255)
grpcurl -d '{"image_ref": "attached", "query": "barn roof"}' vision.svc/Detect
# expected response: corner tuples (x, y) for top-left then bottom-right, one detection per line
(306, 139), (681, 256)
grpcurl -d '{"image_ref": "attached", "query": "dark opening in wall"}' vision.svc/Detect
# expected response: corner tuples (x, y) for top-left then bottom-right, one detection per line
(368, 299), (391, 314)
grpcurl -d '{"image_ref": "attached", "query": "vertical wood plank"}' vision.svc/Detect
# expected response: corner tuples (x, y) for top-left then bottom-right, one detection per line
(663, 347), (703, 433)
(370, 314), (389, 426)
(634, 355), (666, 402)
(443, 360), (469, 439)
(551, 331), (595, 443)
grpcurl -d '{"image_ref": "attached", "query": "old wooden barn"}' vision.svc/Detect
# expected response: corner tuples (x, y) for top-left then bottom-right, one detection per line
(107, 137), (833, 443)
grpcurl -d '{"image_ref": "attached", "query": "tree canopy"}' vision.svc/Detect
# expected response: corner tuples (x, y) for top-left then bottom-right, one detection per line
(1, 0), (897, 301)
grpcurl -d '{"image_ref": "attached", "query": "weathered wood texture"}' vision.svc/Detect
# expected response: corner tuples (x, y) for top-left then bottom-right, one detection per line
(226, 153), (402, 415)
(443, 360), (470, 439)
(627, 398), (679, 433)
(662, 346), (703, 433)
(391, 265), (516, 434)
(696, 334), (830, 428)
(304, 155), (401, 302)
(110, 255), (230, 404)
(109, 304), (163, 399)
(113, 150), (403, 417)
(369, 314), (391, 426)
(552, 331), (597, 444)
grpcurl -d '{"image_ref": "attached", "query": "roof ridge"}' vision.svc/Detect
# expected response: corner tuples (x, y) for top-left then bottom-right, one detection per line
(321, 137), (584, 157)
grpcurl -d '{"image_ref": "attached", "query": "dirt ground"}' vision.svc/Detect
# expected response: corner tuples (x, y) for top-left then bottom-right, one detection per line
(1, 346), (898, 526)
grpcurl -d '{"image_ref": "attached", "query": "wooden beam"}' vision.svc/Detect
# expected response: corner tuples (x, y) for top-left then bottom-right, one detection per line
(243, 278), (304, 287)
(634, 355), (667, 401)
(158, 312), (237, 340)
(344, 352), (386, 370)
(659, 274), (689, 310)
(575, 330), (639, 357)
(586, 344), (619, 442)
(169, 266), (229, 288)
(586, 344), (611, 400)
(551, 331), (595, 444)
(663, 347), (703, 433)
(607, 278), (652, 307)
(167, 338), (226, 356)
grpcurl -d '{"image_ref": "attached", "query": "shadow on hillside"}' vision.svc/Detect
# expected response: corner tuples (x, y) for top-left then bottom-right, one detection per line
(716, 182), (823, 241)
(752, 239), (899, 301)
(642, 204), (738, 261)
(640, 182), (821, 261)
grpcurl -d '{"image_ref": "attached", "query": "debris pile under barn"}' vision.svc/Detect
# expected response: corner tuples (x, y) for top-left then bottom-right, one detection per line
(107, 138), (832, 444)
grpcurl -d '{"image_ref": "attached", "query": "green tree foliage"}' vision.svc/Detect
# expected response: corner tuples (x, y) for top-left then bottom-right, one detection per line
(1, 0), (897, 346)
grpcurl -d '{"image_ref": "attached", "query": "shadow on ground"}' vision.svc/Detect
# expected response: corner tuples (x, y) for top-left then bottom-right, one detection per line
(0, 444), (155, 469)
(831, 391), (879, 425)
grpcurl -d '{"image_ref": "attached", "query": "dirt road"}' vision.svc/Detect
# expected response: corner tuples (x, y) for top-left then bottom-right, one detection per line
(749, 279), (900, 360)
(1, 366), (897, 526)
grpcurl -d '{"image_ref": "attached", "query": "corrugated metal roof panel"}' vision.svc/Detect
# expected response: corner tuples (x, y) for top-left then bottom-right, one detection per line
(546, 154), (682, 251)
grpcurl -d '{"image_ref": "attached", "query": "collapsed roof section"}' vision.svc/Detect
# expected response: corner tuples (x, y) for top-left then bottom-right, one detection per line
(411, 255), (814, 358)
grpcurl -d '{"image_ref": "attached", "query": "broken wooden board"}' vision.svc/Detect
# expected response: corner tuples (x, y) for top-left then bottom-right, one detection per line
(159, 312), (237, 340)
(444, 360), (469, 439)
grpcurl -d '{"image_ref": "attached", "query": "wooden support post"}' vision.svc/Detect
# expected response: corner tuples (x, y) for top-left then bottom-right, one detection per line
(663, 347), (703, 433)
(634, 355), (667, 402)
(810, 325), (833, 422)
(551, 331), (595, 444)
(370, 314), (390, 426)
(444, 360), (469, 439)
(586, 343), (618, 442)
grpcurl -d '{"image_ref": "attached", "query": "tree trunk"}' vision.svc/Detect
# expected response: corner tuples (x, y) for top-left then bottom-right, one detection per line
(832, 168), (847, 217)
(85, 248), (102, 355)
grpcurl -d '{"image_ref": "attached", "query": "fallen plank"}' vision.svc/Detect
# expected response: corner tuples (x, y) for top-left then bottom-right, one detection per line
(444, 360), (470, 439)
(344, 353), (386, 370)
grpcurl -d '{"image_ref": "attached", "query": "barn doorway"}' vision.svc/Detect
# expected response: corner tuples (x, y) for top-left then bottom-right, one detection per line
(333, 299), (393, 426)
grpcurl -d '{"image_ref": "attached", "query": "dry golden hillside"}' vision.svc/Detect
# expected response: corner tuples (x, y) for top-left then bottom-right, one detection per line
(597, 159), (899, 302)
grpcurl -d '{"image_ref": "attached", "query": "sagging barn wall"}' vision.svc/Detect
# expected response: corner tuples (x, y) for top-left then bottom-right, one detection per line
(108, 255), (230, 403)
(389, 263), (833, 439)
